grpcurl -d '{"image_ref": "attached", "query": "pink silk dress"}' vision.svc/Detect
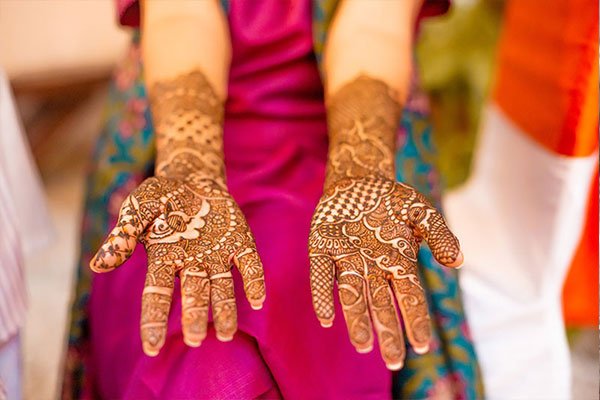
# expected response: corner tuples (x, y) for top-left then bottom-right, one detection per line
(88, 0), (392, 398)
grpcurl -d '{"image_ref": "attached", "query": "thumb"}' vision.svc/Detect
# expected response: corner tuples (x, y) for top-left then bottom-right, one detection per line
(408, 198), (463, 268)
(90, 189), (158, 272)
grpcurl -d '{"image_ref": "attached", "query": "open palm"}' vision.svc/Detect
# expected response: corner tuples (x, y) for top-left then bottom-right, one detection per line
(309, 176), (462, 370)
(91, 174), (265, 356)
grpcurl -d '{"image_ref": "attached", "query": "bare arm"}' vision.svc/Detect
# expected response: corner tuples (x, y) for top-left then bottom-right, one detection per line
(323, 0), (421, 185)
(91, 0), (266, 356)
(309, 0), (463, 370)
(324, 0), (420, 100)
(142, 0), (231, 179)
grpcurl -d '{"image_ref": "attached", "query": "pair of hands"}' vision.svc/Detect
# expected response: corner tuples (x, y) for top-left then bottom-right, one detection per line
(91, 172), (462, 368)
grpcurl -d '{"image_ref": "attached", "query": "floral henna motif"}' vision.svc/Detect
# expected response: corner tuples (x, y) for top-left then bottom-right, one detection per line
(91, 175), (266, 355)
(91, 70), (265, 356)
(310, 76), (462, 370)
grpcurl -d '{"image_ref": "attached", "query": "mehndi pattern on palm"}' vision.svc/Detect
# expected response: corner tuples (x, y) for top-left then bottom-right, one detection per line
(310, 75), (463, 370)
(90, 70), (265, 357)
(91, 175), (265, 356)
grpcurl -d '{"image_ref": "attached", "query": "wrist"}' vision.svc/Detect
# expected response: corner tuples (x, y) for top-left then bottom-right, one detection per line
(149, 70), (226, 182)
(155, 146), (225, 181)
(324, 75), (402, 189)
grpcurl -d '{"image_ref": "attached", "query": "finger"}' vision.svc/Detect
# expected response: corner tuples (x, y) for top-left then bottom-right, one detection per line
(91, 180), (160, 272)
(336, 255), (374, 353)
(365, 266), (406, 370)
(390, 269), (431, 354)
(181, 265), (210, 347)
(407, 197), (462, 268)
(233, 247), (266, 310)
(309, 254), (336, 327)
(207, 264), (237, 342)
(141, 248), (175, 356)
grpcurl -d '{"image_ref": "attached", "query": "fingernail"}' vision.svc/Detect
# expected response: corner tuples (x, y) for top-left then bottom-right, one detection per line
(216, 333), (234, 342)
(142, 343), (160, 357)
(414, 344), (429, 355)
(184, 337), (202, 348)
(249, 296), (265, 310)
(447, 251), (464, 268)
(89, 252), (115, 273)
(356, 345), (373, 354)
(320, 320), (333, 328)
(89, 255), (103, 273)
(386, 361), (404, 371)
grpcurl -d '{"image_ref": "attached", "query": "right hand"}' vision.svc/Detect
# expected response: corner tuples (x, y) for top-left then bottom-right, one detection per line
(90, 174), (266, 356)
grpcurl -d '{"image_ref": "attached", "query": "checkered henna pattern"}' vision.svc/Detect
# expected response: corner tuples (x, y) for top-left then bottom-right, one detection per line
(309, 76), (462, 370)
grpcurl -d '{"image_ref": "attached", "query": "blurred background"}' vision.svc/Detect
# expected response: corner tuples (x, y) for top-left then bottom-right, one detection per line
(1, 1), (128, 398)
(0, 0), (596, 399)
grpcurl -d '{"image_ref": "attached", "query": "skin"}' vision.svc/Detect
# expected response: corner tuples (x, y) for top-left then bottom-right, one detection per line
(90, 0), (462, 369)
(90, 70), (265, 356)
(90, 0), (262, 356)
(309, 0), (463, 371)
(309, 76), (463, 371)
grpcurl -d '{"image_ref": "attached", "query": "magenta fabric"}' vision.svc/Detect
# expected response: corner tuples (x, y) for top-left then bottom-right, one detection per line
(115, 0), (450, 28)
(115, 0), (138, 27)
(90, 0), (392, 398)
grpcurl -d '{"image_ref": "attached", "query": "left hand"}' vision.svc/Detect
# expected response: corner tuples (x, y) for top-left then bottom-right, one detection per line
(308, 175), (462, 370)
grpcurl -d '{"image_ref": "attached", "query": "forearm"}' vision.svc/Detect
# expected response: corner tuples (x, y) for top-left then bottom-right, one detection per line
(323, 0), (422, 188)
(141, 0), (231, 180)
(324, 77), (401, 186)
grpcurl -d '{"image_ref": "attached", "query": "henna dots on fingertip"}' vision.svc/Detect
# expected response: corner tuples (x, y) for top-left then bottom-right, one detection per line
(89, 257), (113, 273)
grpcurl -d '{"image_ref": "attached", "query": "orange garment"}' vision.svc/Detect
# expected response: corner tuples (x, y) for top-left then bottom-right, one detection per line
(493, 0), (598, 157)
(492, 0), (598, 326)
(562, 171), (598, 326)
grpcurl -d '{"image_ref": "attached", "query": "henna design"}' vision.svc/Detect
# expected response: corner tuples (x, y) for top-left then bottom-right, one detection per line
(90, 71), (266, 356)
(324, 75), (402, 186)
(91, 175), (266, 355)
(149, 70), (226, 180)
(181, 264), (210, 347)
(310, 76), (462, 370)
(336, 254), (373, 353)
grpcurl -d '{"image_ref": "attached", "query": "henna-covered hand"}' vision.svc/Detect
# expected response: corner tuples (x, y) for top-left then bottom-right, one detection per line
(310, 76), (462, 370)
(91, 175), (265, 355)
(309, 176), (461, 369)
(90, 70), (265, 356)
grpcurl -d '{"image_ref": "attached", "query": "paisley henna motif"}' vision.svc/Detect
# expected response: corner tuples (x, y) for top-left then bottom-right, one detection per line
(90, 71), (265, 356)
(310, 76), (462, 370)
(92, 175), (266, 355)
